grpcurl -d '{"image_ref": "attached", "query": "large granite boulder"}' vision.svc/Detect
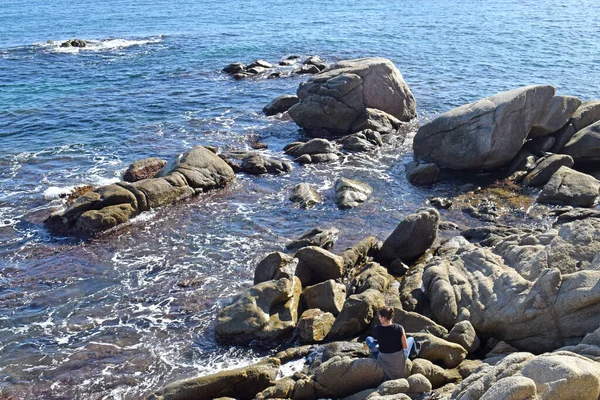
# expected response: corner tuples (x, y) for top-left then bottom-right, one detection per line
(413, 85), (556, 170)
(537, 166), (600, 207)
(327, 289), (385, 340)
(253, 252), (298, 285)
(378, 208), (440, 262)
(529, 95), (581, 138)
(302, 279), (346, 316)
(561, 120), (600, 162)
(411, 333), (468, 368)
(288, 57), (416, 135)
(569, 100), (600, 132)
(148, 358), (279, 400)
(421, 246), (600, 352)
(313, 356), (385, 398)
(522, 154), (574, 187)
(45, 146), (235, 236)
(296, 308), (336, 344)
(215, 277), (302, 345)
(294, 246), (345, 286)
(348, 262), (393, 295)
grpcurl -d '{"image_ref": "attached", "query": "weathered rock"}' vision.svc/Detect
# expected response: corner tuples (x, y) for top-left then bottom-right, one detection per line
(388, 259), (409, 276)
(254, 252), (298, 285)
(215, 277), (302, 345)
(378, 208), (440, 262)
(338, 129), (383, 152)
(428, 197), (452, 209)
(222, 62), (245, 74)
(60, 39), (87, 48)
(523, 135), (555, 156)
(239, 153), (293, 175)
(522, 154), (574, 187)
(377, 378), (410, 395)
(550, 121), (577, 153)
(286, 227), (339, 250)
(410, 359), (461, 389)
(411, 333), (468, 368)
(529, 95), (581, 137)
(320, 341), (371, 364)
(303, 56), (326, 70)
(263, 95), (299, 116)
(340, 236), (378, 271)
(407, 373), (432, 394)
(289, 57), (416, 135)
(350, 108), (404, 136)
(327, 289), (385, 340)
(313, 356), (385, 398)
(295, 64), (321, 74)
(569, 100), (600, 132)
(413, 85), (556, 170)
(538, 166), (600, 207)
(294, 246), (345, 286)
(506, 148), (537, 175)
(148, 358), (279, 400)
(302, 279), (346, 316)
(123, 157), (167, 182)
(405, 161), (440, 186)
(247, 60), (274, 69)
(478, 376), (537, 400)
(284, 139), (340, 164)
(447, 320), (480, 353)
(296, 309), (336, 344)
(562, 120), (600, 162)
(334, 178), (373, 209)
(289, 183), (321, 208)
(348, 262), (392, 295)
(255, 377), (295, 400)
(392, 308), (448, 337)
(422, 246), (600, 352)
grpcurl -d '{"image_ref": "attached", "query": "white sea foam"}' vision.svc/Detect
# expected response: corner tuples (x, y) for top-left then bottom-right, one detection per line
(40, 36), (163, 54)
(43, 186), (74, 200)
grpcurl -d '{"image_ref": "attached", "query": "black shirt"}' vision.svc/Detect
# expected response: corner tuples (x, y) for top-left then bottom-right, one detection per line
(373, 323), (405, 354)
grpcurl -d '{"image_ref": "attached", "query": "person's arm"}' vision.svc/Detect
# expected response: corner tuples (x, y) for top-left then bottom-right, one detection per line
(401, 326), (408, 350)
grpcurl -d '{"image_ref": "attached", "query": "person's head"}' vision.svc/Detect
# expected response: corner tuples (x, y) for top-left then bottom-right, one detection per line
(378, 306), (394, 323)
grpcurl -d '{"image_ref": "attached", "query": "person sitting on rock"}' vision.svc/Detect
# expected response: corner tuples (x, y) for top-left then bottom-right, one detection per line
(366, 306), (408, 380)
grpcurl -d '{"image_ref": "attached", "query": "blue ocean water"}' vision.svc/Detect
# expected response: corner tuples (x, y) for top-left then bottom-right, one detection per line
(0, 0), (599, 398)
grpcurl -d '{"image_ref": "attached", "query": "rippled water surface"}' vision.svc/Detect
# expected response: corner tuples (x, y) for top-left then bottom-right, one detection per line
(1, 0), (599, 398)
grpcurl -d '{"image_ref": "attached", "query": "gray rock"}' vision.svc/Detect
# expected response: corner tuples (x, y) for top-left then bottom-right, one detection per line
(296, 309), (336, 344)
(522, 154), (574, 187)
(413, 85), (556, 170)
(263, 95), (299, 116)
(562, 120), (600, 162)
(410, 359), (461, 389)
(215, 277), (302, 345)
(447, 320), (480, 353)
(340, 236), (378, 271)
(289, 57), (417, 135)
(407, 373), (432, 394)
(538, 166), (600, 207)
(529, 95), (581, 137)
(378, 208), (440, 261)
(412, 333), (468, 368)
(428, 197), (452, 209)
(338, 129), (382, 152)
(222, 62), (245, 74)
(569, 100), (600, 132)
(294, 246), (345, 286)
(334, 178), (373, 209)
(286, 227), (339, 250)
(349, 262), (393, 295)
(247, 59), (274, 69)
(240, 153), (293, 175)
(350, 108), (404, 135)
(60, 39), (87, 48)
(253, 252), (298, 284)
(284, 139), (339, 165)
(406, 161), (440, 186)
(313, 356), (385, 398)
(506, 148), (537, 175)
(303, 279), (346, 316)
(327, 289), (386, 340)
(550, 121), (577, 153)
(289, 183), (321, 208)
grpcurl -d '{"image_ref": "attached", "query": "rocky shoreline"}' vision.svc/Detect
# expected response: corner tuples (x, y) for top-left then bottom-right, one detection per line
(43, 56), (600, 399)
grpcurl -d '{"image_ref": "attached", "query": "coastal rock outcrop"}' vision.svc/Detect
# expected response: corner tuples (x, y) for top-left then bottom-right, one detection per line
(405, 161), (440, 186)
(334, 177), (373, 209)
(288, 57), (416, 136)
(302, 279), (346, 316)
(528, 95), (581, 137)
(378, 208), (439, 262)
(413, 85), (555, 170)
(296, 309), (336, 344)
(215, 277), (302, 345)
(294, 246), (345, 286)
(45, 146), (234, 236)
(286, 227), (339, 250)
(537, 166), (600, 207)
(284, 138), (340, 164)
(521, 154), (574, 187)
(327, 289), (385, 340)
(123, 157), (167, 182)
(561, 120), (600, 163)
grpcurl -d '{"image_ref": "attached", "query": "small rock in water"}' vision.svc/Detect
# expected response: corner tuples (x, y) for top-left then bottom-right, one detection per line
(334, 177), (373, 209)
(60, 39), (87, 48)
(428, 197), (452, 209)
(286, 227), (339, 250)
(62, 185), (95, 205)
(222, 62), (245, 74)
(263, 94), (299, 116)
(289, 183), (321, 208)
(123, 157), (168, 182)
(406, 161), (440, 186)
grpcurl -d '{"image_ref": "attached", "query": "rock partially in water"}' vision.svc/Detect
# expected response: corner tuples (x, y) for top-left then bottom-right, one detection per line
(222, 62), (245, 74)
(428, 197), (452, 209)
(338, 129), (382, 152)
(289, 183), (321, 208)
(538, 166), (600, 207)
(286, 227), (339, 250)
(284, 138), (340, 164)
(522, 154), (574, 187)
(529, 94), (581, 138)
(263, 94), (299, 116)
(215, 277), (302, 346)
(60, 39), (87, 48)
(148, 358), (280, 400)
(413, 85), (555, 170)
(378, 208), (439, 262)
(562, 120), (600, 162)
(405, 161), (440, 186)
(123, 157), (167, 182)
(334, 177), (373, 209)
(350, 108), (405, 136)
(289, 57), (417, 136)
(240, 153), (293, 175)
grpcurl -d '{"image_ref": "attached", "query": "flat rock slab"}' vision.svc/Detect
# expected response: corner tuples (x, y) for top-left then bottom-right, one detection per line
(413, 85), (555, 170)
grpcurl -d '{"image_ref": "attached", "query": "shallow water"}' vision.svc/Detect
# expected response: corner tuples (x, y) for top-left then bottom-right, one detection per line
(1, 0), (600, 398)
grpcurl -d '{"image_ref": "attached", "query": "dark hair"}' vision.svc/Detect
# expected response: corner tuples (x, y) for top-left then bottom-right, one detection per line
(378, 306), (394, 321)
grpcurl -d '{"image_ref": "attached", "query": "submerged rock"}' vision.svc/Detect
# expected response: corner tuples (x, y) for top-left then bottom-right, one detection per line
(413, 85), (555, 170)
(60, 39), (87, 48)
(334, 177), (373, 209)
(289, 57), (416, 135)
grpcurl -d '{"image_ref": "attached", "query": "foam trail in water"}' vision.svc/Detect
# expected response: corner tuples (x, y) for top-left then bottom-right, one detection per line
(38, 36), (164, 53)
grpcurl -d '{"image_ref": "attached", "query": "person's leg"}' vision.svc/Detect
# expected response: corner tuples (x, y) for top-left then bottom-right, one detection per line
(366, 336), (379, 359)
(405, 337), (415, 358)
